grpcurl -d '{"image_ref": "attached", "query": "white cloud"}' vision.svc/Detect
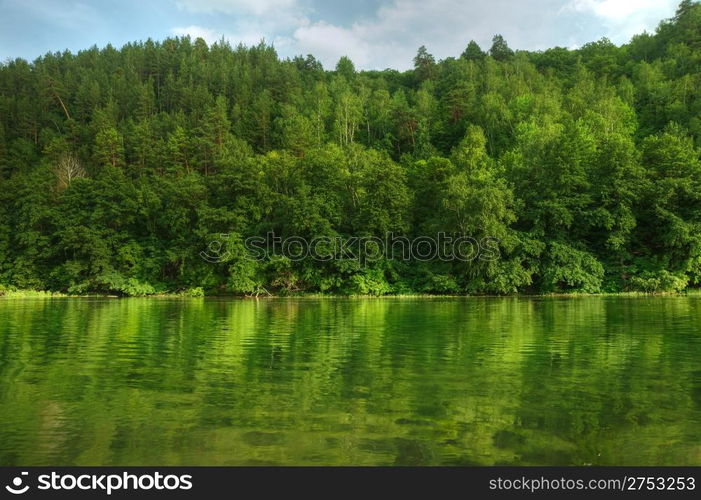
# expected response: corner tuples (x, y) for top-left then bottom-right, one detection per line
(174, 0), (309, 50)
(290, 0), (556, 70)
(176, 0), (298, 16)
(171, 25), (222, 45)
(170, 0), (681, 71)
(283, 22), (375, 68)
(172, 0), (308, 48)
(567, 0), (670, 20)
(565, 0), (678, 39)
(171, 24), (288, 47)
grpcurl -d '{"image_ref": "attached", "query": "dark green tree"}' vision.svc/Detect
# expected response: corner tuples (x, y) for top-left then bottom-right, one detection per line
(489, 35), (514, 61)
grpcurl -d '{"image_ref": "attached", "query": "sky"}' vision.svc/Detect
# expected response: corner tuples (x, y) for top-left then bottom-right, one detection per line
(0, 0), (682, 70)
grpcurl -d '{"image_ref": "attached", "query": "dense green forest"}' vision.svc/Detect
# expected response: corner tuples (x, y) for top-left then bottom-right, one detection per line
(1, 1), (701, 296)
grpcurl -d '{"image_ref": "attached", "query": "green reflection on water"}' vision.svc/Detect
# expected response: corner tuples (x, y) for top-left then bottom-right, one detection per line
(0, 297), (699, 466)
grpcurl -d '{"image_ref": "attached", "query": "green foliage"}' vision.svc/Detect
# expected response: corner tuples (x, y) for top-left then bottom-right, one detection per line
(489, 35), (514, 61)
(540, 242), (605, 293)
(628, 270), (689, 292)
(180, 286), (205, 297)
(413, 46), (437, 82)
(344, 268), (393, 296)
(461, 41), (486, 61)
(2, 2), (701, 296)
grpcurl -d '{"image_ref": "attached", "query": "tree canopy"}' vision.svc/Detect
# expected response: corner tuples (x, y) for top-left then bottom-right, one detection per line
(1, 2), (701, 296)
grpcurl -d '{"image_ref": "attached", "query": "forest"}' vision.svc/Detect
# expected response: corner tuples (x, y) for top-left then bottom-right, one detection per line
(0, 1), (700, 296)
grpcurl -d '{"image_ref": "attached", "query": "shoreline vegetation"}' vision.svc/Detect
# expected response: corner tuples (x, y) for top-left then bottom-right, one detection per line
(1, 286), (698, 299)
(2, 2), (701, 298)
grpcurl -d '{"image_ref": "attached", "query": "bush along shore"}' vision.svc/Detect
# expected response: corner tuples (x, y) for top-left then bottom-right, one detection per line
(0, 285), (695, 299)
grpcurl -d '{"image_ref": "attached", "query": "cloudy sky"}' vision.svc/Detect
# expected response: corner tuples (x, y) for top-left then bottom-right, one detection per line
(0, 0), (681, 70)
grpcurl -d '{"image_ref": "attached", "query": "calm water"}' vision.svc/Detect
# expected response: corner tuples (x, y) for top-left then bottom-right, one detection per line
(0, 297), (700, 466)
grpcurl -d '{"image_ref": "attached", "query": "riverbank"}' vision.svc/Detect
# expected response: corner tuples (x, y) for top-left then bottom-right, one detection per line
(1, 286), (697, 299)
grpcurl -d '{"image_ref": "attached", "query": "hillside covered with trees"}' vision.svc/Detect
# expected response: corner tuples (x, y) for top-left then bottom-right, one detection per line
(1, 1), (701, 296)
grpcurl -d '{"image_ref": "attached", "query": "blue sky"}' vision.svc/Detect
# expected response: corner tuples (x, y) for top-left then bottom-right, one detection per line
(0, 0), (681, 70)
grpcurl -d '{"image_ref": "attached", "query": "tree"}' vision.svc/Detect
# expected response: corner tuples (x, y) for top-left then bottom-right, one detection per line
(248, 90), (274, 152)
(55, 153), (86, 190)
(2, 11), (701, 296)
(461, 41), (485, 61)
(489, 35), (514, 61)
(346, 145), (410, 235)
(167, 126), (191, 174)
(332, 80), (363, 146)
(275, 104), (314, 156)
(306, 81), (331, 147)
(414, 46), (437, 82)
(199, 95), (233, 174)
(673, 0), (701, 48)
(634, 125), (701, 288)
(335, 56), (356, 81)
(94, 127), (125, 169)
